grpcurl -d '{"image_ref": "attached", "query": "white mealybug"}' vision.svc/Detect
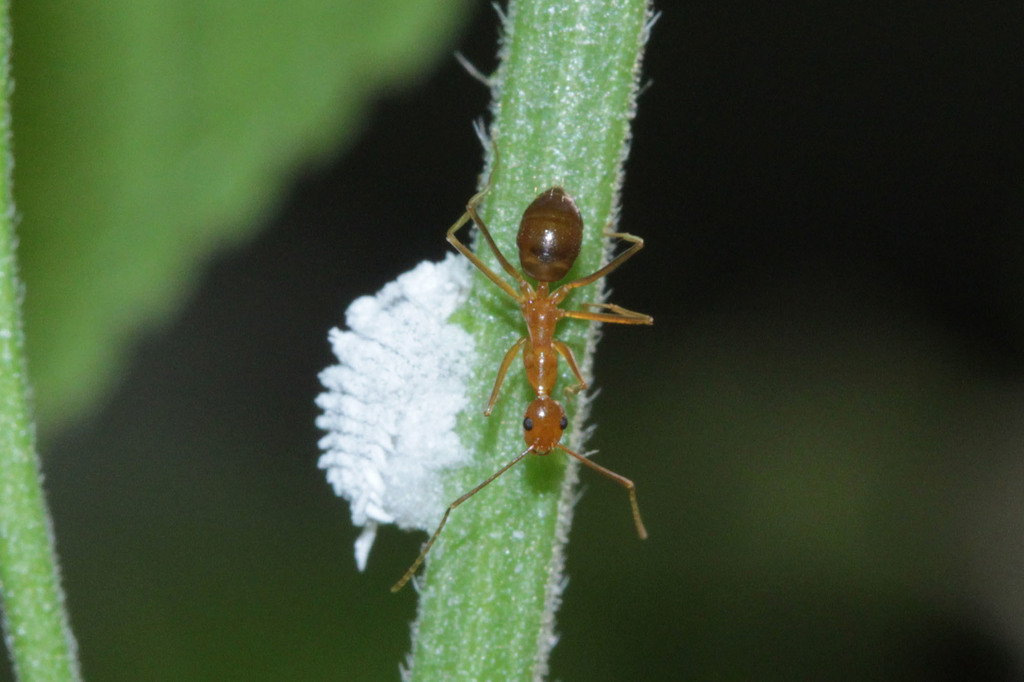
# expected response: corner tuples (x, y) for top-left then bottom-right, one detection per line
(315, 253), (474, 571)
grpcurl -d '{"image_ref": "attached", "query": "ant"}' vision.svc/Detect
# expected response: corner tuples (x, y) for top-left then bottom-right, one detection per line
(391, 174), (652, 592)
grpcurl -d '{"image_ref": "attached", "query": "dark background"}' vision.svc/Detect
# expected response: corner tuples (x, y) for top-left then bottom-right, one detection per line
(20, 2), (1024, 679)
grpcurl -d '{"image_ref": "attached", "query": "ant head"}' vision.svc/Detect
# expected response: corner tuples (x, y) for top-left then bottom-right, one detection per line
(522, 397), (567, 454)
(516, 187), (583, 283)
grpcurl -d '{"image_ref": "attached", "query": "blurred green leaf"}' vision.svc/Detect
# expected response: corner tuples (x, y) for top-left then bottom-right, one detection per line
(11, 0), (472, 430)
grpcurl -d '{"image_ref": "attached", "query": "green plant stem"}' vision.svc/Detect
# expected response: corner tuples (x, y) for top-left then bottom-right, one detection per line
(405, 0), (652, 679)
(0, 3), (82, 679)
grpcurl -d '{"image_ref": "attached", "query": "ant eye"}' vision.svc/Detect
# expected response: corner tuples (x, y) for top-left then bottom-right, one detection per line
(559, 416), (568, 430)
(523, 417), (534, 431)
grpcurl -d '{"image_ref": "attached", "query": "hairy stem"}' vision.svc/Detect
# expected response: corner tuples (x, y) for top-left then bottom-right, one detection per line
(404, 0), (653, 679)
(0, 2), (82, 679)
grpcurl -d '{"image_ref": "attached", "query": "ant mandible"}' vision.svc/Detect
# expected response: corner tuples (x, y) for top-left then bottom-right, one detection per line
(391, 172), (652, 593)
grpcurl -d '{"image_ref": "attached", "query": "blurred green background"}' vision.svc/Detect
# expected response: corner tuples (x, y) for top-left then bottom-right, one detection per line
(6, 1), (1024, 680)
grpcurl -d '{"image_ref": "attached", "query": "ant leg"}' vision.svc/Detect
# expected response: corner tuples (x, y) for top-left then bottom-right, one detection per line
(557, 231), (645, 293)
(553, 340), (587, 398)
(485, 337), (527, 416)
(582, 302), (649, 318)
(563, 302), (653, 325)
(466, 199), (528, 288)
(447, 144), (528, 295)
(391, 445), (535, 592)
(447, 209), (520, 300)
(558, 444), (648, 540)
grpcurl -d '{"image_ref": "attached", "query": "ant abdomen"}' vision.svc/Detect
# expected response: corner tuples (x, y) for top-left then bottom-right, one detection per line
(516, 188), (583, 283)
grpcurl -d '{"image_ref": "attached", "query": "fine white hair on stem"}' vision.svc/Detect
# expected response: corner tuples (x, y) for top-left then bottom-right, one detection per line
(316, 254), (474, 571)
